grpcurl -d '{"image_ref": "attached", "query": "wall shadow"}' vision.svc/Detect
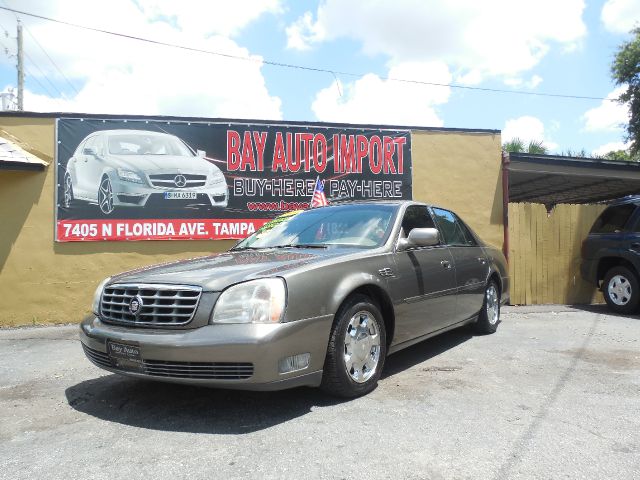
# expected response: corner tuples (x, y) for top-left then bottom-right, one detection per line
(65, 328), (474, 434)
(564, 204), (605, 305)
(0, 169), (48, 270)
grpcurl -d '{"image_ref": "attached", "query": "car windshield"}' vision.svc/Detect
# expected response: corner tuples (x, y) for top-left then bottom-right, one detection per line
(234, 205), (397, 250)
(107, 134), (193, 156)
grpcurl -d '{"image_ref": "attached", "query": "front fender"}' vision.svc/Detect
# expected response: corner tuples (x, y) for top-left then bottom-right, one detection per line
(282, 253), (394, 323)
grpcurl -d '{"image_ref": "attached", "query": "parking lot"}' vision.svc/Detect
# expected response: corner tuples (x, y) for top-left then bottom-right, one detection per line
(1, 305), (638, 480)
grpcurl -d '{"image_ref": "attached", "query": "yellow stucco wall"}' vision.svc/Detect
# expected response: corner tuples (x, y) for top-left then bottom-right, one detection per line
(0, 117), (503, 326)
(410, 130), (503, 248)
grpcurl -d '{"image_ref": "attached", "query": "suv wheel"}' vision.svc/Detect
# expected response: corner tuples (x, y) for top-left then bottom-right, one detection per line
(603, 266), (640, 314)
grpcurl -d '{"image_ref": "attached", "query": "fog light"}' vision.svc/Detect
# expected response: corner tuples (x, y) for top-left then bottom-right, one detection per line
(278, 353), (310, 374)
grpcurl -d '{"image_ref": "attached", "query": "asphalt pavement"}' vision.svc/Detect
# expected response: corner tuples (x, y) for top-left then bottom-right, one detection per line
(0, 305), (638, 480)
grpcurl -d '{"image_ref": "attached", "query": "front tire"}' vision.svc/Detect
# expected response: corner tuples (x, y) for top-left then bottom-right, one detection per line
(475, 280), (501, 334)
(321, 294), (387, 398)
(98, 176), (115, 216)
(603, 266), (640, 314)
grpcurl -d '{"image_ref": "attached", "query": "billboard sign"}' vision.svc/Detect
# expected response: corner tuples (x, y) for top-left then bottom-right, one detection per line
(55, 117), (412, 241)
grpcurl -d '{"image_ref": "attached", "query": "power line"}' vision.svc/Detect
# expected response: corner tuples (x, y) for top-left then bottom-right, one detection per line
(0, 20), (64, 99)
(23, 63), (56, 97)
(1, 0), (80, 96)
(24, 53), (65, 98)
(23, 25), (80, 95)
(0, 5), (616, 103)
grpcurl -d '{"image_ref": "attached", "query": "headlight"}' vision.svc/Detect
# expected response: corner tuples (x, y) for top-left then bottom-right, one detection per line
(92, 277), (111, 315)
(208, 169), (226, 186)
(117, 168), (144, 184)
(211, 278), (286, 324)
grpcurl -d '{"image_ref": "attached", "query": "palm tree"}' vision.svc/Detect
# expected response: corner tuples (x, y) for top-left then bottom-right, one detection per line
(503, 137), (548, 154)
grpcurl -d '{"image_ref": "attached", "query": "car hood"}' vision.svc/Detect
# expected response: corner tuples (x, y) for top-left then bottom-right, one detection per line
(109, 248), (357, 291)
(106, 154), (213, 173)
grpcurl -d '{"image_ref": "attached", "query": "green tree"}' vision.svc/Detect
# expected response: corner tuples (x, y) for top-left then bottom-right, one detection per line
(503, 137), (548, 154)
(602, 149), (640, 161)
(611, 27), (640, 155)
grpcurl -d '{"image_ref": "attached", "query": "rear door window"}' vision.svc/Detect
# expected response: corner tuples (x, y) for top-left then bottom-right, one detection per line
(432, 208), (476, 246)
(590, 204), (637, 234)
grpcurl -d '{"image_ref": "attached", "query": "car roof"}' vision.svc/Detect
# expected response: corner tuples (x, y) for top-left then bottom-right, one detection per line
(317, 199), (441, 210)
(87, 129), (176, 137)
(608, 195), (640, 206)
(323, 199), (451, 209)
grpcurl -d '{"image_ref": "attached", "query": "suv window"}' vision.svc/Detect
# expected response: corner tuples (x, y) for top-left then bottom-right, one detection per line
(401, 205), (436, 237)
(590, 204), (637, 234)
(432, 208), (476, 246)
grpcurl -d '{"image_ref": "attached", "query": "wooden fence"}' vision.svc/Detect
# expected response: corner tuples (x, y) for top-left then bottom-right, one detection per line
(508, 203), (605, 305)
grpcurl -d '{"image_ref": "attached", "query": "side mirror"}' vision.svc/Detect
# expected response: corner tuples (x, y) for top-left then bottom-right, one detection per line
(83, 146), (98, 156)
(398, 227), (440, 250)
(196, 149), (206, 158)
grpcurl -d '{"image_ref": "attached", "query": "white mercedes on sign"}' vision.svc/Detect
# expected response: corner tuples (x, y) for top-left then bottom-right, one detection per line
(62, 130), (228, 215)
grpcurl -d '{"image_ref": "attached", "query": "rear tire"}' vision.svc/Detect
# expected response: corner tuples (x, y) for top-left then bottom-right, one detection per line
(474, 280), (500, 334)
(320, 294), (387, 398)
(603, 266), (640, 314)
(62, 172), (76, 209)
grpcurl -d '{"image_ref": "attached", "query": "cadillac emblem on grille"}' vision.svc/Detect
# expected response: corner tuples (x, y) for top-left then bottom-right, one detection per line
(129, 295), (143, 316)
(174, 174), (187, 188)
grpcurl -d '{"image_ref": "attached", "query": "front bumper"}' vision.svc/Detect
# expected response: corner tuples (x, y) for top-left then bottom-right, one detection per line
(79, 314), (333, 390)
(111, 180), (229, 209)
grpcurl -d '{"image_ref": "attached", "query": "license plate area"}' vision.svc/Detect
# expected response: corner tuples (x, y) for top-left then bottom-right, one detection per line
(107, 341), (144, 371)
(164, 191), (197, 200)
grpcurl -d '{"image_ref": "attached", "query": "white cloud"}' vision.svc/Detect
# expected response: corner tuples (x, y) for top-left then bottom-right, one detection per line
(286, 0), (586, 82)
(601, 0), (640, 34)
(504, 75), (543, 89)
(138, 0), (283, 38)
(285, 12), (324, 51)
(592, 141), (631, 156)
(311, 61), (451, 126)
(502, 116), (558, 150)
(0, 0), (283, 118)
(582, 86), (629, 132)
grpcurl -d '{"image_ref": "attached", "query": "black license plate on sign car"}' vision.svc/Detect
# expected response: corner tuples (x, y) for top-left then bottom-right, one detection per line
(107, 341), (142, 362)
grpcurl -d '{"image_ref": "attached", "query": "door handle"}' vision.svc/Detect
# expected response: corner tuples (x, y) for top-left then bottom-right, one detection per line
(441, 260), (452, 269)
(477, 257), (487, 264)
(631, 242), (640, 250)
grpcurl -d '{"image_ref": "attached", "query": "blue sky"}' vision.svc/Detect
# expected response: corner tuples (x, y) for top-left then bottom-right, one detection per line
(0, 0), (638, 155)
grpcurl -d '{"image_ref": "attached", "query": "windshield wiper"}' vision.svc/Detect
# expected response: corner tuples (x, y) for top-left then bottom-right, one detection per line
(270, 244), (328, 249)
(230, 246), (263, 251)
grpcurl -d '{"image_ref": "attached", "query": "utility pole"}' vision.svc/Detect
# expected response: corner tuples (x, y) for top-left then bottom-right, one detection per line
(16, 20), (23, 111)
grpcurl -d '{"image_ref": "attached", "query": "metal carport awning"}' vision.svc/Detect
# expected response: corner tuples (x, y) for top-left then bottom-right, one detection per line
(507, 152), (640, 206)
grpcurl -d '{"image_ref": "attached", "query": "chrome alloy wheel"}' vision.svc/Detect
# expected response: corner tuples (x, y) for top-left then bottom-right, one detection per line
(486, 284), (500, 325)
(98, 177), (114, 215)
(343, 310), (381, 383)
(607, 275), (632, 306)
(63, 173), (73, 208)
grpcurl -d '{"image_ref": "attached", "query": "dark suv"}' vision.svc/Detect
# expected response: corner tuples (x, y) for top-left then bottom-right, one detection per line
(581, 196), (640, 313)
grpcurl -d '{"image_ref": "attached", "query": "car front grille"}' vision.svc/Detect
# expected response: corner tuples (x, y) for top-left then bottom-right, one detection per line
(82, 344), (254, 380)
(100, 284), (202, 326)
(148, 174), (207, 188)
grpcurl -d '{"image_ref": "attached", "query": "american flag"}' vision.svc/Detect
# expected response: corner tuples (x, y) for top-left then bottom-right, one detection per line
(310, 177), (328, 208)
